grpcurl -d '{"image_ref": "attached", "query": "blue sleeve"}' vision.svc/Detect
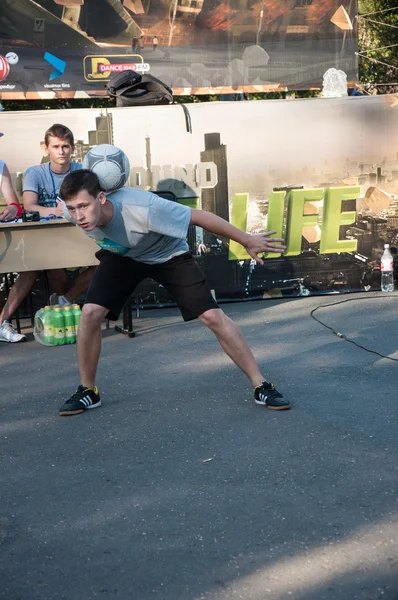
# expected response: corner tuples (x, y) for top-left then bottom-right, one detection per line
(23, 167), (39, 193)
(148, 194), (191, 239)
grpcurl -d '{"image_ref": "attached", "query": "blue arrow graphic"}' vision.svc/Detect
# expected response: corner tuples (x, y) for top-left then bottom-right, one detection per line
(44, 52), (66, 81)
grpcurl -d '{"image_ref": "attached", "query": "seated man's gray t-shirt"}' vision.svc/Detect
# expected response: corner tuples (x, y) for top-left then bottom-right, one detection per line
(23, 162), (82, 208)
(84, 187), (191, 265)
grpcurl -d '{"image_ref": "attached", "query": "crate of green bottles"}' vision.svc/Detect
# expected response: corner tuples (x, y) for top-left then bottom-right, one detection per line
(34, 304), (82, 346)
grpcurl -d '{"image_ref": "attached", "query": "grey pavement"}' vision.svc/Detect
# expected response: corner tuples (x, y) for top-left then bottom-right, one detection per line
(1, 292), (398, 600)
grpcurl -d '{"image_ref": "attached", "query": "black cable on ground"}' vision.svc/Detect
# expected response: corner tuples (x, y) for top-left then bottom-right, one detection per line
(310, 294), (398, 362)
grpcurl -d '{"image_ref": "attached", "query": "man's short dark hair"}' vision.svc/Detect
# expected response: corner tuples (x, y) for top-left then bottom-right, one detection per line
(60, 169), (102, 202)
(44, 124), (74, 147)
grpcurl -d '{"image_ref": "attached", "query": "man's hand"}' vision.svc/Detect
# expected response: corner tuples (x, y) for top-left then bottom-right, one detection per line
(244, 231), (286, 265)
(189, 210), (285, 265)
(55, 198), (65, 217)
(0, 204), (18, 222)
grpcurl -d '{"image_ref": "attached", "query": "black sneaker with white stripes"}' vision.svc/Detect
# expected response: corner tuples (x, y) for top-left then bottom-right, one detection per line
(254, 381), (291, 410)
(59, 385), (101, 416)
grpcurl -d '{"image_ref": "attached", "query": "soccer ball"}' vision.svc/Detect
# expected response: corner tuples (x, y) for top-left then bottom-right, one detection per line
(83, 144), (130, 192)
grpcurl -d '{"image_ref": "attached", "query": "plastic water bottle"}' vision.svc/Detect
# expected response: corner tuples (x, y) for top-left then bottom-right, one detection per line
(42, 306), (55, 346)
(381, 244), (394, 292)
(53, 307), (66, 345)
(63, 305), (75, 344)
(72, 304), (82, 337)
(34, 307), (45, 341)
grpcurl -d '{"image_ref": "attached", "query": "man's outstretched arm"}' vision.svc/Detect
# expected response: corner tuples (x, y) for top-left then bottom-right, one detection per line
(190, 209), (286, 265)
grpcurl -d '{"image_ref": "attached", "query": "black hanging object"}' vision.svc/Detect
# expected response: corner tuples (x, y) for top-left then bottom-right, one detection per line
(106, 71), (173, 107)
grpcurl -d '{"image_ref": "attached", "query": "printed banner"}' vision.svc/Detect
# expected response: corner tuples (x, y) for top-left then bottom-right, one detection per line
(0, 0), (358, 98)
(1, 93), (397, 304)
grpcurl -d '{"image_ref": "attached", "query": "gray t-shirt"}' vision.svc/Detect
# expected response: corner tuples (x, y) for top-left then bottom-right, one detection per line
(83, 187), (191, 265)
(23, 162), (82, 208)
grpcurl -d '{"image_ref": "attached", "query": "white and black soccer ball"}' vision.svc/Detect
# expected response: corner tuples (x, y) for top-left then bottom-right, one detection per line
(83, 144), (130, 192)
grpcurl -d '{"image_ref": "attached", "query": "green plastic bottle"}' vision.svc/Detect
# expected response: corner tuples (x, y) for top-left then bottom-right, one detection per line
(42, 305), (55, 346)
(72, 304), (82, 338)
(53, 307), (65, 346)
(63, 305), (75, 344)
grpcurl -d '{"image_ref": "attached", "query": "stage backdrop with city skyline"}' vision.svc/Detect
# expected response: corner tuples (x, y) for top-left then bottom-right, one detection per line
(1, 93), (397, 304)
(0, 0), (358, 99)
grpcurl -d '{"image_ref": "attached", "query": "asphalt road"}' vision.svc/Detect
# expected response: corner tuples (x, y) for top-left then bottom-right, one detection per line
(1, 292), (398, 600)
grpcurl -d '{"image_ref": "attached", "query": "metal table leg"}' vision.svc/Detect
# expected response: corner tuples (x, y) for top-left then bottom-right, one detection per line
(115, 297), (135, 338)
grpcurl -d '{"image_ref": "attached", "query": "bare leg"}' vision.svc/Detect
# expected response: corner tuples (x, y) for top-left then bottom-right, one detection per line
(46, 268), (70, 296)
(64, 266), (96, 303)
(199, 308), (264, 388)
(0, 271), (38, 322)
(46, 267), (96, 303)
(77, 303), (108, 388)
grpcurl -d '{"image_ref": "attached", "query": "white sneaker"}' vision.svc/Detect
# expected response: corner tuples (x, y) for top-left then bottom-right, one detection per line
(49, 293), (69, 307)
(0, 321), (26, 343)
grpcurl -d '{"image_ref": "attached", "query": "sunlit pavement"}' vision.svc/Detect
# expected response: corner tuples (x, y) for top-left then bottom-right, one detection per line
(1, 292), (397, 600)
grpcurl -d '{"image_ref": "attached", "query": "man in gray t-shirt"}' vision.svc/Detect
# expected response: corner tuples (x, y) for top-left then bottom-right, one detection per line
(57, 169), (291, 416)
(84, 186), (191, 264)
(23, 161), (81, 210)
(0, 125), (95, 343)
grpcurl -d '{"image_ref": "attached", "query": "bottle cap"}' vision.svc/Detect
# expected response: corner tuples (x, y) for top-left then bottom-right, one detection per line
(54, 307), (61, 312)
(384, 244), (389, 248)
(64, 305), (71, 310)
(44, 305), (51, 310)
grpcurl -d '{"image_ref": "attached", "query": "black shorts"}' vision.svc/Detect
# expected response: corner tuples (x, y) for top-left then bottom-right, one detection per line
(86, 250), (219, 321)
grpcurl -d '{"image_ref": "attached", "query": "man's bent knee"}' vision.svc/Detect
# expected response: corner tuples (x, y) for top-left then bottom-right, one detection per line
(199, 308), (225, 330)
(81, 303), (108, 325)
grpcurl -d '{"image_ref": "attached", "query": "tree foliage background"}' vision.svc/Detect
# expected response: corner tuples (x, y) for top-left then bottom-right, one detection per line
(358, 1), (398, 92)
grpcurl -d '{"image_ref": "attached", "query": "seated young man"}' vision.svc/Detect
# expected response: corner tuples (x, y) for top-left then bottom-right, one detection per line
(0, 124), (96, 343)
(58, 169), (291, 415)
